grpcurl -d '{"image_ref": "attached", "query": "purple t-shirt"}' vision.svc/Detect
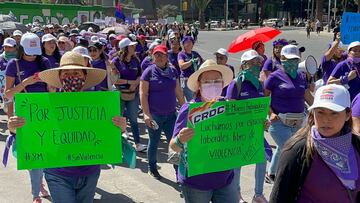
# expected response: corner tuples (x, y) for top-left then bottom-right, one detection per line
(112, 57), (141, 90)
(0, 54), (8, 71)
(226, 79), (264, 100)
(141, 64), (179, 116)
(264, 69), (307, 114)
(298, 153), (360, 203)
(177, 50), (203, 78)
(262, 57), (281, 72)
(352, 93), (360, 117)
(107, 49), (117, 60)
(46, 165), (100, 177)
(135, 43), (148, 61)
(91, 59), (108, 91)
(331, 59), (360, 101)
(43, 54), (59, 68)
(141, 56), (153, 72)
(221, 64), (235, 96)
(168, 50), (180, 75)
(5, 58), (50, 92)
(172, 100), (234, 190)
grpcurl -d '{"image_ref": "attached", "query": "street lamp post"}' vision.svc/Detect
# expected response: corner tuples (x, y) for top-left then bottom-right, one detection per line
(225, 0), (228, 30)
(328, 0), (331, 32)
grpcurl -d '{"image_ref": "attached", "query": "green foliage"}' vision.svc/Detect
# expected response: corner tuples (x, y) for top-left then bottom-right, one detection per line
(157, 4), (179, 18)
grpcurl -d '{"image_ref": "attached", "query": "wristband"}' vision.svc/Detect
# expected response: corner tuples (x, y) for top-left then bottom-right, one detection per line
(340, 75), (349, 85)
(175, 136), (184, 149)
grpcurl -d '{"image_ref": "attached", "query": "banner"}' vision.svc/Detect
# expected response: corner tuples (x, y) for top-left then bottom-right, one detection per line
(15, 91), (122, 170)
(341, 12), (360, 44)
(167, 17), (175, 24)
(186, 97), (270, 177)
(176, 15), (183, 24)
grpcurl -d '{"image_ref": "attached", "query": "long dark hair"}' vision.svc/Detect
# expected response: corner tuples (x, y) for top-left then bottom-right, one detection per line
(285, 108), (353, 162)
(17, 45), (49, 71)
(41, 42), (61, 63)
(119, 46), (140, 64)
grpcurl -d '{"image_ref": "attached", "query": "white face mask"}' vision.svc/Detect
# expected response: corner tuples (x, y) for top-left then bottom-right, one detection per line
(200, 83), (223, 101)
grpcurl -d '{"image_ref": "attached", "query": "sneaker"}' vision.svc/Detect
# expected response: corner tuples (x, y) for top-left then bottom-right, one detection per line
(148, 169), (162, 180)
(252, 194), (268, 203)
(265, 174), (275, 184)
(33, 197), (42, 203)
(135, 144), (147, 152)
(40, 184), (50, 197)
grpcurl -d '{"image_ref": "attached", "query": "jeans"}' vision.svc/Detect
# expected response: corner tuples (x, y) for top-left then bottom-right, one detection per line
(147, 113), (177, 171)
(44, 169), (100, 203)
(182, 176), (238, 203)
(121, 94), (140, 144)
(233, 162), (266, 196)
(180, 78), (194, 102)
(29, 169), (43, 198)
(268, 120), (300, 175)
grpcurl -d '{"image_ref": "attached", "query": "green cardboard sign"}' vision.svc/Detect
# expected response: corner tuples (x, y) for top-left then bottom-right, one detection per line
(186, 97), (270, 177)
(15, 91), (122, 170)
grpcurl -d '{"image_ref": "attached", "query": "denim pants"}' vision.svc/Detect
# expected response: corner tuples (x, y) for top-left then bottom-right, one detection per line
(44, 169), (100, 203)
(147, 113), (177, 171)
(182, 176), (239, 203)
(180, 78), (194, 102)
(121, 94), (140, 144)
(29, 169), (43, 198)
(268, 120), (300, 175)
(233, 162), (267, 196)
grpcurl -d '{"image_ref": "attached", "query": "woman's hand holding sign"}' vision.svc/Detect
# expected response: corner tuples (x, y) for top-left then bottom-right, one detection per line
(178, 128), (195, 144)
(8, 116), (26, 133)
(111, 116), (127, 132)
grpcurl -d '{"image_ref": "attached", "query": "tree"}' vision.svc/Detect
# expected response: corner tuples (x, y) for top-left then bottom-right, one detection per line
(157, 4), (179, 19)
(194, 0), (212, 29)
(152, 0), (158, 19)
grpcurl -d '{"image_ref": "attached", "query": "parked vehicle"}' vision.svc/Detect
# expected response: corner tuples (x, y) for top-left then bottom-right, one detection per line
(263, 18), (283, 28)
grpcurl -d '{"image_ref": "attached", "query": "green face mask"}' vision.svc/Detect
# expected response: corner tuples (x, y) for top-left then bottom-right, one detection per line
(242, 64), (261, 89)
(281, 59), (299, 79)
(3, 51), (17, 61)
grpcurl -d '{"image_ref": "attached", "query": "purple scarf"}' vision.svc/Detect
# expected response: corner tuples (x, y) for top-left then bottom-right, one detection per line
(311, 126), (358, 190)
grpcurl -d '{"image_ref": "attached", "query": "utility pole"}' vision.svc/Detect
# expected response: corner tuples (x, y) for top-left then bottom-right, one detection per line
(328, 0), (331, 32)
(333, 0), (337, 20)
(225, 0), (228, 30)
(311, 0), (315, 19)
(307, 0), (311, 19)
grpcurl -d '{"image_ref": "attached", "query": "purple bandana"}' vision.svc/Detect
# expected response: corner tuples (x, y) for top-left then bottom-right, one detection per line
(311, 126), (358, 189)
(2, 132), (16, 167)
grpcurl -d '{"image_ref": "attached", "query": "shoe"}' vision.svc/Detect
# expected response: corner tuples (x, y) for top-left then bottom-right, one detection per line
(33, 197), (42, 203)
(40, 184), (50, 197)
(252, 194), (268, 203)
(148, 169), (162, 180)
(135, 144), (147, 152)
(265, 174), (275, 184)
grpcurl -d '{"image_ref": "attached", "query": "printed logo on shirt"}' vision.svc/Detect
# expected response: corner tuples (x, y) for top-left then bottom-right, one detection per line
(259, 92), (264, 95)
(240, 92), (249, 97)
(299, 85), (305, 89)
(19, 71), (25, 76)
(279, 83), (289, 89)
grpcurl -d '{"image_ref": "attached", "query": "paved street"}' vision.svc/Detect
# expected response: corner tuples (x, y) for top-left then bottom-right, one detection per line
(0, 29), (333, 203)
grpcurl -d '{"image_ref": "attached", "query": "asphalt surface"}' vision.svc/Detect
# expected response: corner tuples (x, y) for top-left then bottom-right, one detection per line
(0, 28), (333, 203)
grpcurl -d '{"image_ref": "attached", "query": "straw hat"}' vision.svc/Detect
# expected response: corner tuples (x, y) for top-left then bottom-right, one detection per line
(187, 59), (233, 92)
(39, 51), (106, 90)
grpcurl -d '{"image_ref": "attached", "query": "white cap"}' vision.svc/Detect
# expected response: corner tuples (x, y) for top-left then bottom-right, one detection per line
(20, 33), (41, 55)
(72, 46), (91, 61)
(281, 44), (300, 59)
(241, 50), (263, 64)
(154, 38), (162, 44)
(2, 37), (16, 47)
(79, 30), (86, 36)
(347, 41), (360, 52)
(109, 34), (117, 39)
(128, 34), (137, 41)
(308, 84), (351, 112)
(214, 48), (228, 57)
(13, 30), (23, 37)
(167, 29), (174, 35)
(118, 38), (138, 49)
(41, 34), (57, 42)
(169, 32), (176, 39)
(149, 41), (160, 50)
(88, 27), (94, 32)
(90, 36), (99, 42)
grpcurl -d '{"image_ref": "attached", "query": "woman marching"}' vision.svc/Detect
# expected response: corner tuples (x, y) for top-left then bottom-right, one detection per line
(264, 44), (313, 183)
(270, 84), (360, 203)
(8, 51), (127, 203)
(226, 50), (270, 203)
(112, 38), (147, 152)
(4, 33), (52, 203)
(169, 59), (238, 203)
(41, 34), (61, 68)
(140, 45), (185, 179)
(261, 39), (288, 79)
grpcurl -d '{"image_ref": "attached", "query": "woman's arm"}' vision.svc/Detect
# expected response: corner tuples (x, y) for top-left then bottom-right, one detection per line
(304, 89), (314, 106)
(170, 127), (195, 153)
(140, 80), (152, 128)
(175, 80), (185, 106)
(4, 75), (40, 99)
(178, 59), (193, 71)
(327, 70), (357, 85)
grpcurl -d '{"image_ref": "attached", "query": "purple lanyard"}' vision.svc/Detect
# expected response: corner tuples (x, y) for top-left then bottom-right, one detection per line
(2, 132), (15, 167)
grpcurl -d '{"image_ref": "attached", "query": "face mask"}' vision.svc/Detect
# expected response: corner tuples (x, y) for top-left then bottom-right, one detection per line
(242, 64), (261, 89)
(3, 51), (17, 61)
(200, 83), (223, 101)
(349, 56), (360, 64)
(62, 76), (85, 92)
(281, 59), (299, 79)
